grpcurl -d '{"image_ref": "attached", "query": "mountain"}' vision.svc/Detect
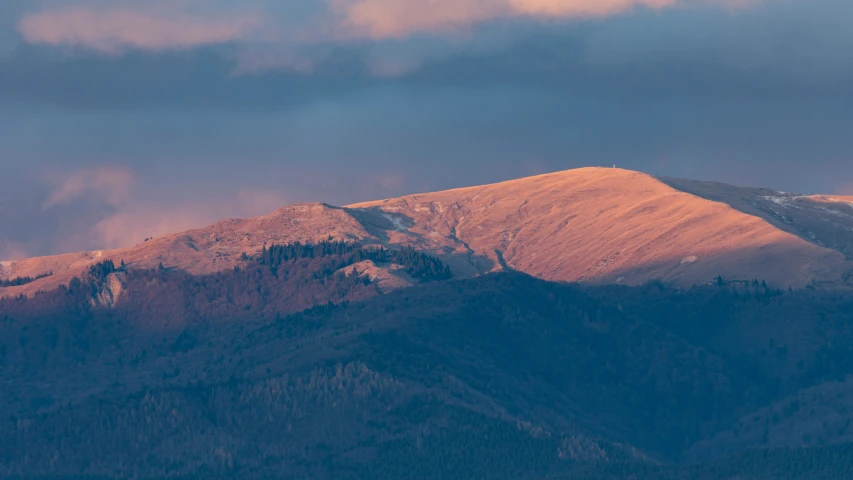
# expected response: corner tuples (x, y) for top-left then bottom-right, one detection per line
(2, 167), (851, 298)
(4, 252), (853, 478)
(662, 177), (853, 261)
(349, 168), (847, 288)
(5, 175), (853, 477)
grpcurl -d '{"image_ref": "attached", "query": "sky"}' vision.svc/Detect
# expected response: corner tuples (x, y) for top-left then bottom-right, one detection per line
(1, 0), (853, 259)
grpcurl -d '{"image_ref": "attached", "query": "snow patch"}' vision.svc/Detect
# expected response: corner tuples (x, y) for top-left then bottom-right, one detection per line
(761, 195), (794, 207)
(760, 194), (816, 209)
(339, 259), (413, 293)
(382, 213), (408, 232)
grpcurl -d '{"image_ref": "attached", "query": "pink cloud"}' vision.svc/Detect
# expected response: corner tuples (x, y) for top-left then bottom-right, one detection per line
(94, 207), (212, 249)
(14, 0), (767, 59)
(234, 189), (290, 216)
(93, 189), (289, 249)
(0, 241), (30, 262)
(43, 165), (135, 210)
(35, 162), (290, 252)
(330, 0), (679, 39)
(18, 7), (261, 52)
(508, 0), (676, 16)
(835, 182), (853, 196)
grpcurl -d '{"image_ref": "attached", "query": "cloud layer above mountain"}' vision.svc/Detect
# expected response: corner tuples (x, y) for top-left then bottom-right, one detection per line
(18, 8), (262, 53)
(1, 0), (852, 258)
(329, 0), (682, 38)
(14, 0), (752, 53)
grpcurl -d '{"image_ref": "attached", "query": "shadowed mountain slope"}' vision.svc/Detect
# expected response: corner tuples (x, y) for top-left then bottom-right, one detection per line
(2, 168), (849, 297)
(5, 266), (853, 477)
(662, 177), (853, 262)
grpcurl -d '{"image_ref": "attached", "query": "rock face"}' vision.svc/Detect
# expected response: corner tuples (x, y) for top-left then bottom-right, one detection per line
(92, 272), (127, 308)
(1, 167), (851, 296)
(339, 260), (415, 293)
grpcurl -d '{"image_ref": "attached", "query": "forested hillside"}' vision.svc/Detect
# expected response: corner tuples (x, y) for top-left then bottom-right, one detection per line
(3, 243), (853, 478)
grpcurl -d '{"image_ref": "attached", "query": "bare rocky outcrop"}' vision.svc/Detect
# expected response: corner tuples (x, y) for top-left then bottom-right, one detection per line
(91, 272), (127, 308)
(339, 260), (415, 293)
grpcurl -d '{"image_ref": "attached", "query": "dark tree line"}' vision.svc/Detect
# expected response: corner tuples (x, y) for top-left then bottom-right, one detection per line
(87, 260), (117, 281)
(258, 241), (453, 282)
(0, 272), (53, 288)
(355, 246), (453, 282)
(259, 241), (358, 270)
(1, 242), (454, 335)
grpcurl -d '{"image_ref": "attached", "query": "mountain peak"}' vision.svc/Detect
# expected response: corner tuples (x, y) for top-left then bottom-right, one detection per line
(2, 168), (851, 296)
(351, 166), (846, 288)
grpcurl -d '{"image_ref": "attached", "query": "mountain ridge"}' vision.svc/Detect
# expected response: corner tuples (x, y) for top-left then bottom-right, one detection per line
(6, 179), (853, 477)
(2, 167), (851, 297)
(347, 167), (847, 288)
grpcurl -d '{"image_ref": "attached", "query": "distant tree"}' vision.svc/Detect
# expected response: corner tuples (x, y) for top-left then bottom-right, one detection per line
(87, 260), (116, 282)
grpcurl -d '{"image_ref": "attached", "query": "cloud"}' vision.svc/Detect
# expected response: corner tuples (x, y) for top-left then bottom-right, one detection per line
(231, 47), (322, 75)
(5, 0), (788, 82)
(331, 0), (678, 39)
(5, 0), (853, 263)
(43, 165), (135, 210)
(92, 189), (289, 249)
(93, 206), (211, 249)
(16, 160), (292, 254)
(375, 172), (405, 191)
(13, 0), (762, 53)
(835, 182), (853, 196)
(18, 7), (261, 53)
(234, 189), (290, 216)
(0, 240), (30, 262)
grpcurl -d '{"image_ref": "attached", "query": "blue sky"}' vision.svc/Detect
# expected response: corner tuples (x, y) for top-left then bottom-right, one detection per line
(2, 0), (853, 258)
